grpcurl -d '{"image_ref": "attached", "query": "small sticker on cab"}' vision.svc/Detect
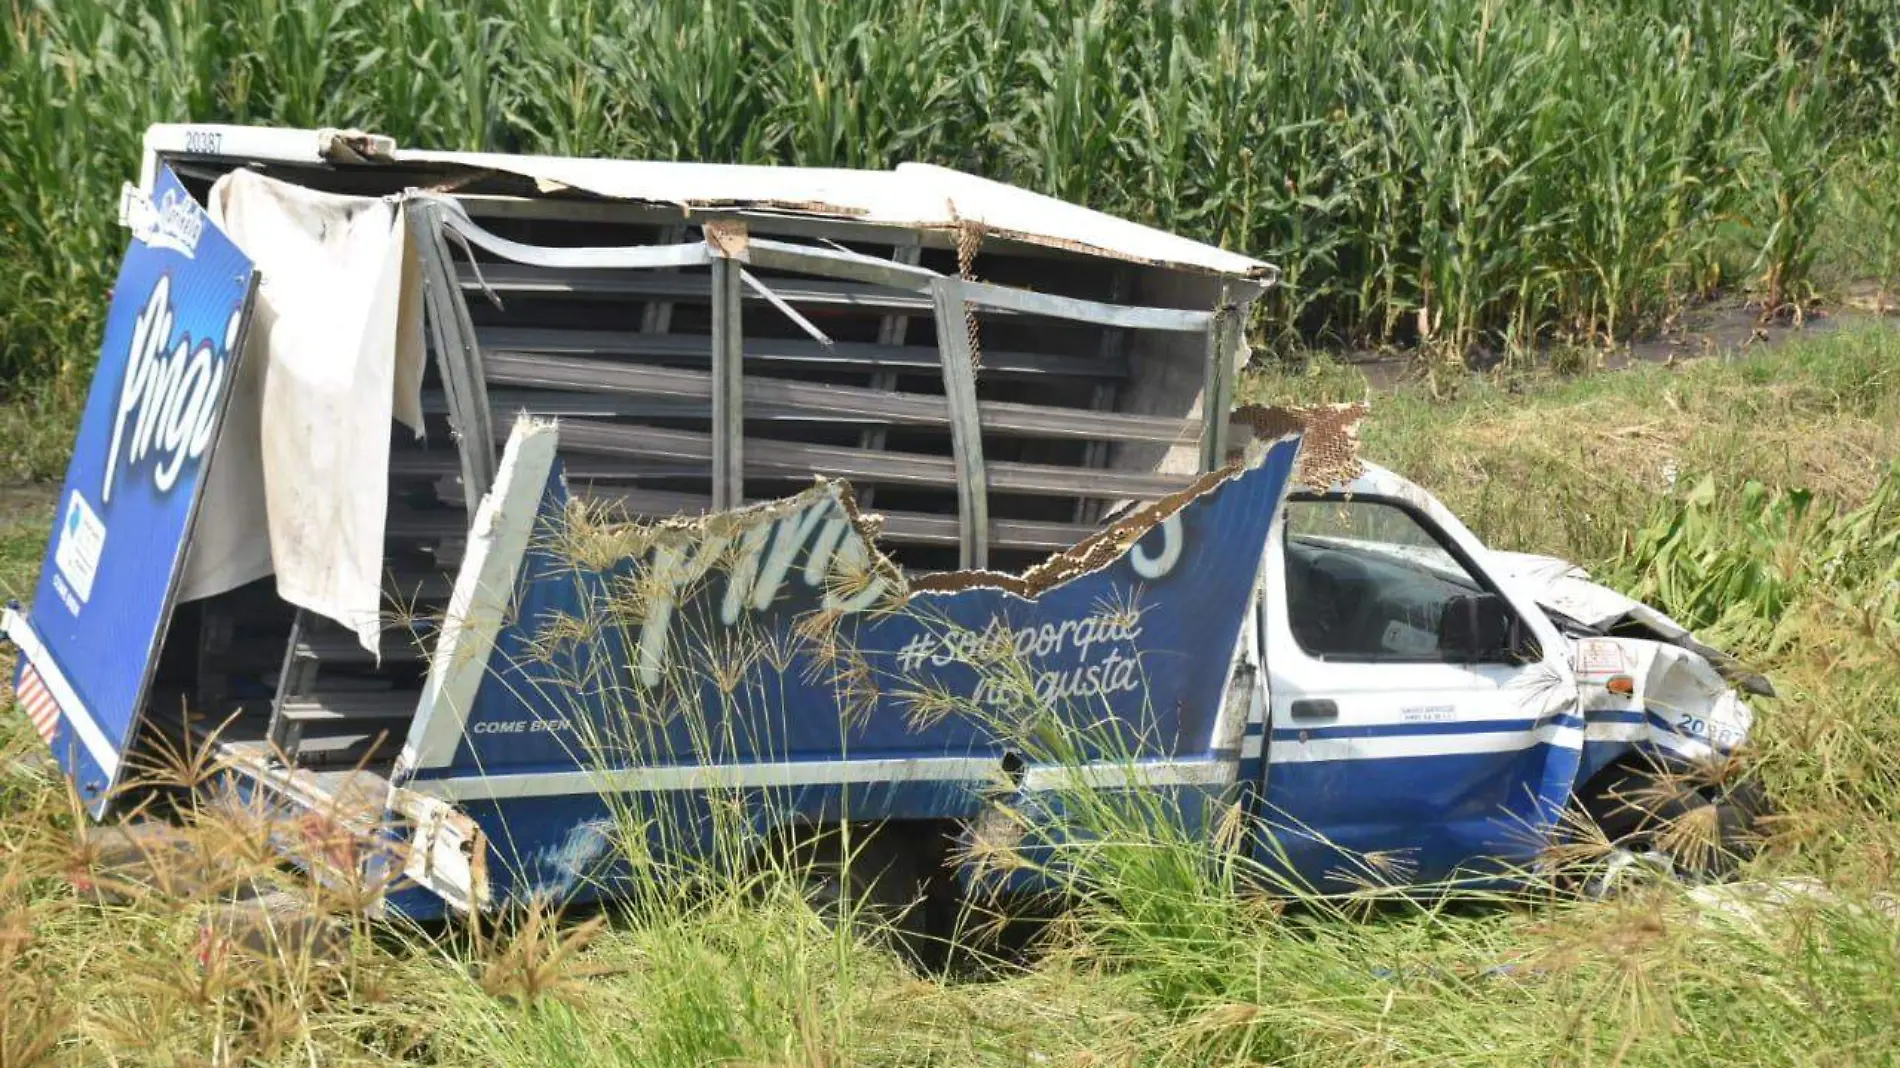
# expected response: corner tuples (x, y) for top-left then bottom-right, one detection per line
(1575, 637), (1626, 678)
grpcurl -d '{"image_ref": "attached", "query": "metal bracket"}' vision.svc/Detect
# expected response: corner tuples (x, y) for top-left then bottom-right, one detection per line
(410, 201), (498, 515)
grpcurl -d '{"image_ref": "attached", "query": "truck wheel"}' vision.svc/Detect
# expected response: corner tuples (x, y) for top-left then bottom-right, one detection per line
(1578, 761), (1764, 881)
(783, 825), (938, 962)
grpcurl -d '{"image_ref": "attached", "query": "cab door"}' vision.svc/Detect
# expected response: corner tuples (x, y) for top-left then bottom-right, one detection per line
(1254, 489), (1581, 889)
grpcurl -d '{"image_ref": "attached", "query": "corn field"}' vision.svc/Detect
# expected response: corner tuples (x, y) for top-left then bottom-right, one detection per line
(2, 0), (1897, 388)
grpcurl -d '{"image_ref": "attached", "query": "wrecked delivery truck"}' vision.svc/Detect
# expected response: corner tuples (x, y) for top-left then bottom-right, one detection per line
(3, 125), (1766, 925)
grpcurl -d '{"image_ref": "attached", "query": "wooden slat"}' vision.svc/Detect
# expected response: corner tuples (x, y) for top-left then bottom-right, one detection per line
(476, 328), (1127, 379)
(295, 632), (427, 664)
(555, 419), (1190, 500)
(384, 506), (470, 540)
(393, 450), (707, 485)
(279, 691), (423, 722)
(574, 484), (1095, 552)
(483, 353), (1192, 444)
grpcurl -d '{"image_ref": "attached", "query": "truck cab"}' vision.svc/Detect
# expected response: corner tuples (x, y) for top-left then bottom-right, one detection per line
(1250, 461), (1762, 889)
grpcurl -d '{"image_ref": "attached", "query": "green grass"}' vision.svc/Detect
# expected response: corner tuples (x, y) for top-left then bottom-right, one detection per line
(0, 387), (81, 485)
(2, 326), (1897, 1066)
(0, 491), (51, 599)
(2, 0), (1898, 391)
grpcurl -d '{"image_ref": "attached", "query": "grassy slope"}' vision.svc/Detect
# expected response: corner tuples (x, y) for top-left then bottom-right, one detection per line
(0, 326), (1897, 1066)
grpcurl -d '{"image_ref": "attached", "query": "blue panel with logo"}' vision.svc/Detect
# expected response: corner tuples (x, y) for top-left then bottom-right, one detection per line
(5, 164), (257, 814)
(399, 435), (1300, 908)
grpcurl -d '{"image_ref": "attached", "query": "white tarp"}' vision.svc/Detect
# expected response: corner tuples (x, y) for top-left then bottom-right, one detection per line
(142, 125), (1273, 279)
(401, 151), (1270, 277)
(177, 170), (425, 656)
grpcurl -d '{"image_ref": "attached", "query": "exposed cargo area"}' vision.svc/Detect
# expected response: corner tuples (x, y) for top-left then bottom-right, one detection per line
(132, 133), (1268, 787)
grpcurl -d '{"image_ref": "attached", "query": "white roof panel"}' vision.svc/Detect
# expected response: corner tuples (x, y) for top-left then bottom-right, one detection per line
(144, 124), (1273, 279)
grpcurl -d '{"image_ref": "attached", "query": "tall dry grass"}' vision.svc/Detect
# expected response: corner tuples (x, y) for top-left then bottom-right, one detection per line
(1, 325), (1897, 1065)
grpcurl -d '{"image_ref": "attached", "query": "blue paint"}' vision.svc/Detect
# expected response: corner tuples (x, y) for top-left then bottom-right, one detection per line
(437, 777), (994, 910)
(394, 438), (1301, 909)
(415, 441), (1297, 778)
(10, 165), (256, 814)
(1255, 744), (1565, 889)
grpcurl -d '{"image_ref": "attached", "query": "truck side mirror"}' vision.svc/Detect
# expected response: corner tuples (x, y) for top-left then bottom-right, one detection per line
(1438, 593), (1537, 664)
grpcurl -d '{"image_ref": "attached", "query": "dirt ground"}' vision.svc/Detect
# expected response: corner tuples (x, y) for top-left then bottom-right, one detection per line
(1324, 297), (1894, 388)
(0, 483), (57, 516)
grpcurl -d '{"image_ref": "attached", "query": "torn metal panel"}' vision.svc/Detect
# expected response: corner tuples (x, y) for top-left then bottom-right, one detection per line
(402, 418), (560, 774)
(1491, 550), (1777, 699)
(395, 423), (1304, 828)
(208, 744), (404, 902)
(1233, 402), (1370, 490)
(390, 786), (490, 913)
(910, 459), (1253, 598)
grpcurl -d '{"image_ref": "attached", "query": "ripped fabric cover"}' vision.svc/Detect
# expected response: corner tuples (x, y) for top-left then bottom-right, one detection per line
(178, 170), (426, 655)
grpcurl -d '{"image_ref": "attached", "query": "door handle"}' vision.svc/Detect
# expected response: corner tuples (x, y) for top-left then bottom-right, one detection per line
(1289, 699), (1338, 720)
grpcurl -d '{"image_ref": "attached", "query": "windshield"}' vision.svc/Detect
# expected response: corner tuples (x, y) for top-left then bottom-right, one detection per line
(1282, 498), (1498, 660)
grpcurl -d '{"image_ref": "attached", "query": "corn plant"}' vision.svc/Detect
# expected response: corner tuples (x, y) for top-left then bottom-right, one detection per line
(0, 0), (1887, 384)
(1611, 463), (1900, 655)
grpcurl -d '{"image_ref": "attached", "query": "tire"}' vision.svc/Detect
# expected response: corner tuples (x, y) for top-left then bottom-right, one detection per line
(1578, 760), (1767, 881)
(786, 825), (931, 947)
(1580, 761), (1706, 844)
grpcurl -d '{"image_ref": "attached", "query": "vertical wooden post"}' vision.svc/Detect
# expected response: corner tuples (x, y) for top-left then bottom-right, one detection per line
(931, 278), (990, 570)
(708, 252), (745, 511)
(1199, 282), (1237, 473)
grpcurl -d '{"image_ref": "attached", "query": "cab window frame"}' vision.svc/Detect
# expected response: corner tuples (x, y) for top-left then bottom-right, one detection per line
(1278, 491), (1536, 665)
